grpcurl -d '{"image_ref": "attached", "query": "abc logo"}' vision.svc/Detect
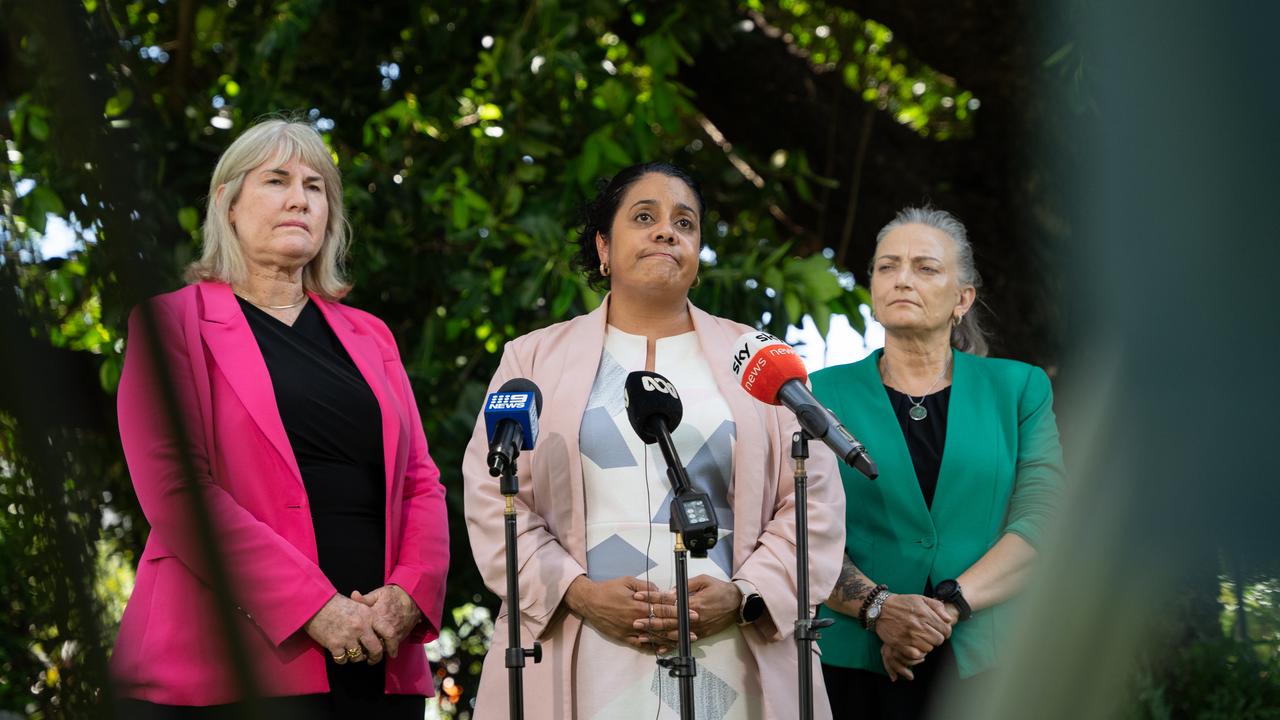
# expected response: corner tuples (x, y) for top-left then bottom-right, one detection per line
(642, 376), (679, 398)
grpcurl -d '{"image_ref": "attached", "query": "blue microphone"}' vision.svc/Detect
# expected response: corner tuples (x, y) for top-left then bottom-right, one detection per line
(484, 378), (543, 478)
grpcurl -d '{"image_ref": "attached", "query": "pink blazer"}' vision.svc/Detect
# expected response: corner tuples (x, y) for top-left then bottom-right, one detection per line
(112, 281), (448, 705)
(463, 298), (846, 719)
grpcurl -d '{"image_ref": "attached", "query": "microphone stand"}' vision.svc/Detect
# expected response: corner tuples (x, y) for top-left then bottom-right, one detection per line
(792, 430), (834, 720)
(652, 422), (701, 720)
(499, 461), (542, 720)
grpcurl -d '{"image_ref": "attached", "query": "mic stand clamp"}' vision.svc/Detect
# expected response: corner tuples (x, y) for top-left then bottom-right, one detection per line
(500, 463), (542, 720)
(792, 430), (834, 720)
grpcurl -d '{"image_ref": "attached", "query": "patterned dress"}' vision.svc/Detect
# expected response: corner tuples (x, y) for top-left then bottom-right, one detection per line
(575, 326), (763, 720)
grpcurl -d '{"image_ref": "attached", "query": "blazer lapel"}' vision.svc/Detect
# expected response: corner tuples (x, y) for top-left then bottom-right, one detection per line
(196, 281), (303, 487)
(545, 298), (609, 564)
(310, 296), (404, 500)
(928, 351), (989, 525)
(848, 350), (935, 537)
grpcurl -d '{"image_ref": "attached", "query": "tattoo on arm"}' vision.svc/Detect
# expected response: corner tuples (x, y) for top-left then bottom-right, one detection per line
(835, 555), (872, 605)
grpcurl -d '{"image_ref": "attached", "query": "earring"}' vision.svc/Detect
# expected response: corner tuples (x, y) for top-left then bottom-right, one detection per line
(953, 314), (963, 327)
(600, 262), (610, 277)
(691, 274), (701, 289)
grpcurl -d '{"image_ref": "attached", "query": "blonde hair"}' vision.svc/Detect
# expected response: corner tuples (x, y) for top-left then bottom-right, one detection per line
(185, 117), (351, 300)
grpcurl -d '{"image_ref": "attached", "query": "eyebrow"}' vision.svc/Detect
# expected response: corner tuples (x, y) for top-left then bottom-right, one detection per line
(875, 254), (943, 263)
(264, 167), (324, 183)
(629, 199), (700, 217)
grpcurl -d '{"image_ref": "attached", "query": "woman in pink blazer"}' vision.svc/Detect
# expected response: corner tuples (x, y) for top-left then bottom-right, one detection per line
(113, 119), (448, 718)
(463, 162), (846, 719)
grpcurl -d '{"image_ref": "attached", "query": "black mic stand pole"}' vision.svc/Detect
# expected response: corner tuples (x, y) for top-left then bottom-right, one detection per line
(653, 422), (698, 720)
(499, 459), (542, 720)
(792, 430), (834, 720)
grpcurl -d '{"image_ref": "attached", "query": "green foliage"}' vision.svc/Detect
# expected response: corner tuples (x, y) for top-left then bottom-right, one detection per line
(746, 0), (980, 139)
(1128, 637), (1280, 720)
(1125, 577), (1280, 720)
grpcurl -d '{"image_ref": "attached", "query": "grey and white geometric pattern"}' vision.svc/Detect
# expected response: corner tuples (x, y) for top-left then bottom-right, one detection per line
(587, 533), (657, 581)
(580, 406), (638, 469)
(706, 531), (735, 578)
(586, 349), (630, 415)
(652, 420), (737, 530)
(651, 664), (740, 720)
(576, 327), (757, 719)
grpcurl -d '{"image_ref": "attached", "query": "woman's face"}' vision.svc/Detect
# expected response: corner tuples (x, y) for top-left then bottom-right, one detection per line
(870, 222), (975, 338)
(596, 173), (701, 296)
(225, 153), (329, 274)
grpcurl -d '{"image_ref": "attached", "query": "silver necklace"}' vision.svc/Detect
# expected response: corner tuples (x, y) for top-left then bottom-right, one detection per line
(235, 292), (306, 310)
(883, 354), (951, 421)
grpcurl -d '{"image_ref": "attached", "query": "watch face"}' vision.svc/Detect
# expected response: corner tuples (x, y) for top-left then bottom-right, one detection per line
(742, 594), (765, 623)
(935, 580), (958, 601)
(867, 604), (882, 620)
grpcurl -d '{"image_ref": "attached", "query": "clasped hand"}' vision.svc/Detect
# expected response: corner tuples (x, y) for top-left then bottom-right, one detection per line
(304, 585), (422, 665)
(875, 594), (955, 681)
(566, 575), (741, 655)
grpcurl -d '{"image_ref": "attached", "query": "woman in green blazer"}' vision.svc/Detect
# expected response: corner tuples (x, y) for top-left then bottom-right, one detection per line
(813, 207), (1065, 719)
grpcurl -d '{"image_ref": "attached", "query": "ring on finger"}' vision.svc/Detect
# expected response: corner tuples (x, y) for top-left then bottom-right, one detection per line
(345, 647), (363, 661)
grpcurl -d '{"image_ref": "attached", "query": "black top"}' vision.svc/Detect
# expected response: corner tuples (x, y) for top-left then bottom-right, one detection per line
(239, 298), (386, 596)
(883, 384), (951, 510)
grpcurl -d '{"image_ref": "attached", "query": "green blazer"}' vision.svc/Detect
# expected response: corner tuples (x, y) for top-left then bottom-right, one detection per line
(812, 349), (1065, 678)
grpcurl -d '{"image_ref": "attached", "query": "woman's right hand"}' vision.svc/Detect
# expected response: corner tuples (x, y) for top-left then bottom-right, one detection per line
(564, 575), (662, 650)
(874, 593), (952, 658)
(304, 593), (384, 665)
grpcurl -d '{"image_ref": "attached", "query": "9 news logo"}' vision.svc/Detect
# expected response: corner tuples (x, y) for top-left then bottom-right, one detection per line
(486, 392), (531, 411)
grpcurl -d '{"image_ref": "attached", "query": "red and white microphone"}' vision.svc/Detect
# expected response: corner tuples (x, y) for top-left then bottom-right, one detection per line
(729, 332), (877, 479)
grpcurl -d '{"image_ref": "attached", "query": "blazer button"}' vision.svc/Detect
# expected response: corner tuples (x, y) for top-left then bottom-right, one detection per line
(921, 537), (936, 548)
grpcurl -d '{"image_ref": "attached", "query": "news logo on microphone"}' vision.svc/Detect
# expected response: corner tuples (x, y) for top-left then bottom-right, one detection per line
(729, 331), (809, 405)
(484, 387), (539, 452)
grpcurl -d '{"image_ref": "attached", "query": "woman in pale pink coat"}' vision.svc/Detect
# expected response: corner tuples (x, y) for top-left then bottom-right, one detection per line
(463, 162), (846, 719)
(113, 119), (448, 718)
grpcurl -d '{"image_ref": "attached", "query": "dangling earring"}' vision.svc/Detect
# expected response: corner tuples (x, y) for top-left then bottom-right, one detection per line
(600, 262), (610, 277)
(953, 314), (963, 327)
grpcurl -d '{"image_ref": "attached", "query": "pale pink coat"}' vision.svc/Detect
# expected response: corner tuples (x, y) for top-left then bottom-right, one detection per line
(463, 299), (845, 719)
(112, 281), (449, 705)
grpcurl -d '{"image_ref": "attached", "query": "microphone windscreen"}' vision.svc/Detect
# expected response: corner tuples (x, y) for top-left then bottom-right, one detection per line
(728, 331), (808, 405)
(498, 377), (543, 415)
(623, 371), (684, 444)
(484, 377), (542, 449)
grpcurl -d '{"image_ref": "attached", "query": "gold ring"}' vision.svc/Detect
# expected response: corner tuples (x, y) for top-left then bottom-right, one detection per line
(345, 647), (362, 661)
(332, 653), (345, 661)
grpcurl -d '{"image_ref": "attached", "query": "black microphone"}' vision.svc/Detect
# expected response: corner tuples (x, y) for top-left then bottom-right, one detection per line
(624, 371), (719, 556)
(484, 378), (544, 480)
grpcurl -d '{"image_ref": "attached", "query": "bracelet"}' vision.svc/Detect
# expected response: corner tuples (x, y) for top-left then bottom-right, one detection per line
(857, 584), (888, 629)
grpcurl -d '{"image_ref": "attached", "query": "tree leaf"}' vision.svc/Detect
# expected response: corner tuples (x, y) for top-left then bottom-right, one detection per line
(105, 89), (133, 117)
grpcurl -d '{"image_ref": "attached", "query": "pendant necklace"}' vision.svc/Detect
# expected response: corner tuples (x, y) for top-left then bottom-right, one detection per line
(884, 353), (951, 422)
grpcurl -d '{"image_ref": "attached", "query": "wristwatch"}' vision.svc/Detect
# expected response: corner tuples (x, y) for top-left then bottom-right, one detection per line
(733, 580), (766, 625)
(865, 590), (893, 633)
(932, 579), (972, 621)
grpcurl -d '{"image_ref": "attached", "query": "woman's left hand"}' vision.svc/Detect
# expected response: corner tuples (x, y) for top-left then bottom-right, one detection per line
(687, 575), (743, 639)
(353, 585), (422, 661)
(881, 642), (926, 682)
(634, 575), (742, 647)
